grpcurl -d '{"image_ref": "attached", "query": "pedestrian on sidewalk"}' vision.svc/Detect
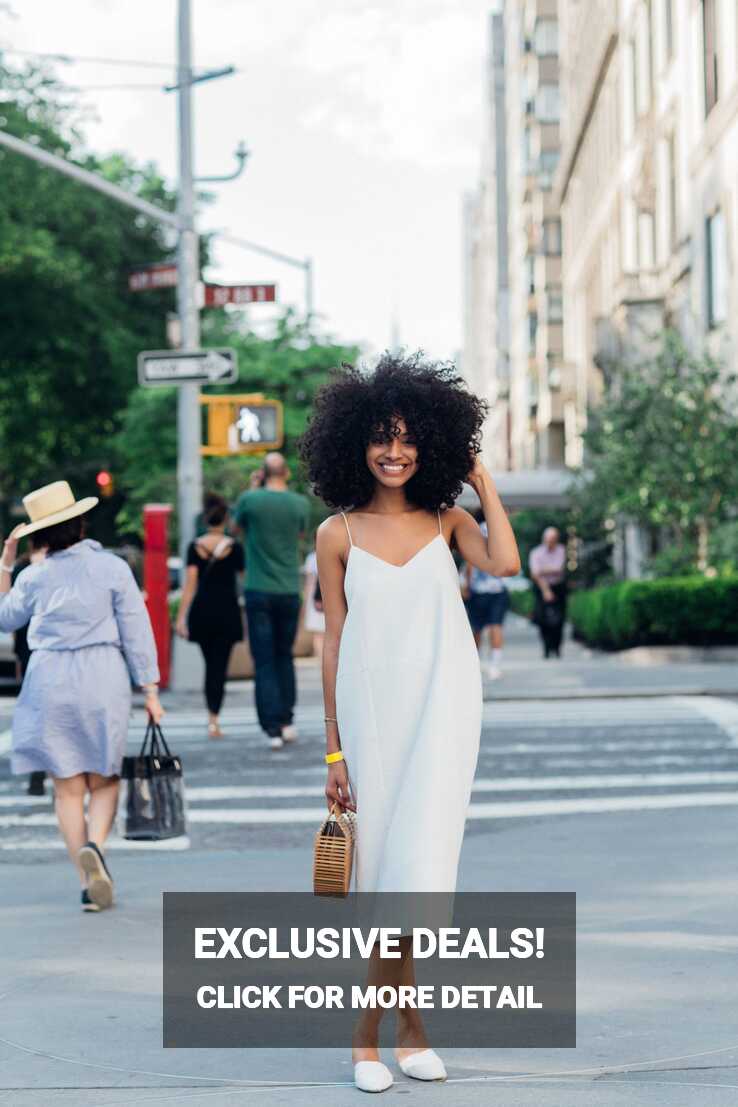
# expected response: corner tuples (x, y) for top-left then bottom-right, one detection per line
(464, 518), (509, 680)
(529, 526), (567, 658)
(302, 547), (325, 661)
(176, 493), (245, 740)
(300, 353), (520, 1093)
(232, 453), (309, 750)
(0, 481), (163, 913)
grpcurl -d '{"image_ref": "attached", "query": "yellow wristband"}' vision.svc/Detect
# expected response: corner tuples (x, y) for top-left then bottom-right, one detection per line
(325, 750), (344, 765)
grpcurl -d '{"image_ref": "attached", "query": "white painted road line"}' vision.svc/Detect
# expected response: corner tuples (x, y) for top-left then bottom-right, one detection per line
(0, 835), (191, 851)
(0, 729), (11, 757)
(677, 695), (738, 746)
(4, 791), (737, 828)
(4, 770), (738, 809)
(173, 770), (738, 798)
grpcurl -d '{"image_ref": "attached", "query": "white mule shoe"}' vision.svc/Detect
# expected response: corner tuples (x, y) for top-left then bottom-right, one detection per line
(354, 1060), (393, 1093)
(397, 1049), (447, 1081)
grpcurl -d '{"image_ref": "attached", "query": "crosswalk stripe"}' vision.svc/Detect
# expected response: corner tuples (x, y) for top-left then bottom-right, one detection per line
(0, 835), (191, 851)
(4, 770), (738, 810)
(4, 790), (737, 828)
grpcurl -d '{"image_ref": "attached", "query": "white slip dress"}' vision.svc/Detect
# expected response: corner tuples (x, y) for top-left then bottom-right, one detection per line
(335, 509), (482, 894)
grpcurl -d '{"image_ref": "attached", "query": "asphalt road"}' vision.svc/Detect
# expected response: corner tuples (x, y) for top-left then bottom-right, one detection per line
(1, 621), (737, 1104)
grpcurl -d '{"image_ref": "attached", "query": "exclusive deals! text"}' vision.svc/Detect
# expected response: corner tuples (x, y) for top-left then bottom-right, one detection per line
(195, 925), (545, 1011)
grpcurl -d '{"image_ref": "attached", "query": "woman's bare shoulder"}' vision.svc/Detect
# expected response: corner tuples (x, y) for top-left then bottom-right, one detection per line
(442, 504), (473, 528)
(316, 513), (349, 549)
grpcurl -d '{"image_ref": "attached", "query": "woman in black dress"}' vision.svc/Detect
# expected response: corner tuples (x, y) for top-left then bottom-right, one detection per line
(176, 494), (245, 738)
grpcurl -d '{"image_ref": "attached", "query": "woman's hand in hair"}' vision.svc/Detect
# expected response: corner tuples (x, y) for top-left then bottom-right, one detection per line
(466, 455), (493, 494)
(1, 524), (25, 563)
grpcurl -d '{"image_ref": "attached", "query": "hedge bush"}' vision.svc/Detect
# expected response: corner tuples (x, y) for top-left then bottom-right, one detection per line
(568, 576), (738, 649)
(509, 589), (535, 618)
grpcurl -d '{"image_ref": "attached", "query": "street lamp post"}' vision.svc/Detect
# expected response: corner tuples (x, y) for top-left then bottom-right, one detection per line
(175, 0), (203, 558)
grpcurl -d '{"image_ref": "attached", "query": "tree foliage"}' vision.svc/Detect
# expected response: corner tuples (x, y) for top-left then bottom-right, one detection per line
(573, 331), (738, 573)
(0, 60), (178, 502)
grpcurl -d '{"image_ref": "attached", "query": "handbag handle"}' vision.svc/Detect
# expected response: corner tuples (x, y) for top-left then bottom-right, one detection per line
(320, 803), (349, 837)
(138, 717), (174, 759)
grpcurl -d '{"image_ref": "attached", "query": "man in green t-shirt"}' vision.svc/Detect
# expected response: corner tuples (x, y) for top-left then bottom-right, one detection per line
(232, 453), (309, 750)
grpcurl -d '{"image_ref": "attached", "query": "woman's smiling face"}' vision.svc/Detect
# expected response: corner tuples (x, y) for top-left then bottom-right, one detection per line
(365, 415), (419, 488)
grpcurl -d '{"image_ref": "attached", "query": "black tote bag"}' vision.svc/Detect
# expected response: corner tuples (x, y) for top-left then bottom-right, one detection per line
(120, 719), (187, 840)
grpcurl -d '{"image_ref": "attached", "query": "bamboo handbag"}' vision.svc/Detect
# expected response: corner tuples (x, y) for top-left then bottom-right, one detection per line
(313, 803), (357, 897)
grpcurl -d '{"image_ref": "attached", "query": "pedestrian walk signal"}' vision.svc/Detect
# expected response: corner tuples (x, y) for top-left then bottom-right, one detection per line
(200, 394), (284, 456)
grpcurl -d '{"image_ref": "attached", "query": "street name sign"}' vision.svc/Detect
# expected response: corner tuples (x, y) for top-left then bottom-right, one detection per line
(204, 283), (277, 307)
(129, 264), (178, 292)
(138, 348), (238, 387)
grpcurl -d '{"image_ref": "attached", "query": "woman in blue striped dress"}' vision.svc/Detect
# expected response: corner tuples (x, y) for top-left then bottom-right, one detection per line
(0, 481), (162, 912)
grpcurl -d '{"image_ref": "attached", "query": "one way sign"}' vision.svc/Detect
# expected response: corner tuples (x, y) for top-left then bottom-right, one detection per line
(138, 348), (238, 387)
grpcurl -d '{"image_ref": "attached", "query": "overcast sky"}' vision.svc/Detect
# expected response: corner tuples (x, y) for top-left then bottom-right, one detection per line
(1, 0), (498, 360)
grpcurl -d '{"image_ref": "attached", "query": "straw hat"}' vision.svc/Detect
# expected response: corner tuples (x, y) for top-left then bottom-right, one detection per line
(14, 481), (99, 539)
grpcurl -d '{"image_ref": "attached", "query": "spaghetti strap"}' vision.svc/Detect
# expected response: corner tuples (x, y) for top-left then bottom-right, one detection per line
(437, 509), (442, 535)
(340, 511), (354, 547)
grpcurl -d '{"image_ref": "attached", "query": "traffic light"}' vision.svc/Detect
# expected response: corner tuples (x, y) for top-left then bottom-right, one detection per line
(96, 470), (115, 498)
(200, 394), (284, 456)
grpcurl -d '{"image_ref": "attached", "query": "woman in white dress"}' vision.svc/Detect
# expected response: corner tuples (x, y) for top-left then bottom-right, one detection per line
(299, 354), (520, 1093)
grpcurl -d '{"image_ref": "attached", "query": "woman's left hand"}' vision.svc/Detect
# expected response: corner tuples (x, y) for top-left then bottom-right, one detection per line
(145, 690), (165, 724)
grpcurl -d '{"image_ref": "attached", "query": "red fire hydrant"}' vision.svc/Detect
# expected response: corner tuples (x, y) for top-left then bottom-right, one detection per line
(143, 504), (172, 690)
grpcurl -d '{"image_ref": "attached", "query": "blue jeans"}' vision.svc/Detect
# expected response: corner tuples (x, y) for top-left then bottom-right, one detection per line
(244, 591), (301, 737)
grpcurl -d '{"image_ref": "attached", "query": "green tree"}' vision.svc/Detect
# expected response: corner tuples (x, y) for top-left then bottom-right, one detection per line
(115, 311), (359, 539)
(0, 60), (179, 511)
(574, 330), (738, 574)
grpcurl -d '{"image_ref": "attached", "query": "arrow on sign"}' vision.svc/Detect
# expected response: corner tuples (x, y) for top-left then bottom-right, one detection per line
(200, 350), (235, 381)
(138, 348), (238, 387)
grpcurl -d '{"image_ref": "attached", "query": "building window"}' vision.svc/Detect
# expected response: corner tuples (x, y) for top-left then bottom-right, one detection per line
(627, 38), (638, 136)
(706, 209), (728, 327)
(664, 0), (674, 62)
(522, 127), (535, 173)
(634, 10), (651, 116)
(538, 148), (560, 189)
(703, 0), (719, 116)
(534, 18), (558, 56)
(543, 218), (562, 256)
(525, 254), (536, 295)
(527, 312), (538, 355)
(647, 0), (655, 96)
(547, 290), (563, 323)
(668, 132), (678, 249)
(535, 83), (560, 124)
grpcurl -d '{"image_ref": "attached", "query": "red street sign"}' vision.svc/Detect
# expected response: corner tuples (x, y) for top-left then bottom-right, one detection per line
(129, 264), (178, 292)
(204, 283), (276, 307)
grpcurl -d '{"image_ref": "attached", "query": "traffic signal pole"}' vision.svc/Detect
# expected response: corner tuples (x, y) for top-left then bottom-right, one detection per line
(175, 0), (203, 558)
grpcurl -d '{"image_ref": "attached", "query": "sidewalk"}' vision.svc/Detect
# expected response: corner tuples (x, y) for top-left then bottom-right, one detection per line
(481, 616), (738, 700)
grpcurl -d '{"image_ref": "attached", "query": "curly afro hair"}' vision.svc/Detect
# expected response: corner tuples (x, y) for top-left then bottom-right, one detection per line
(297, 351), (488, 511)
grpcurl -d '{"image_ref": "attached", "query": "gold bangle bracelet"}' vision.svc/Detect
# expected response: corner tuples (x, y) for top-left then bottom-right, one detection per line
(325, 750), (344, 765)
